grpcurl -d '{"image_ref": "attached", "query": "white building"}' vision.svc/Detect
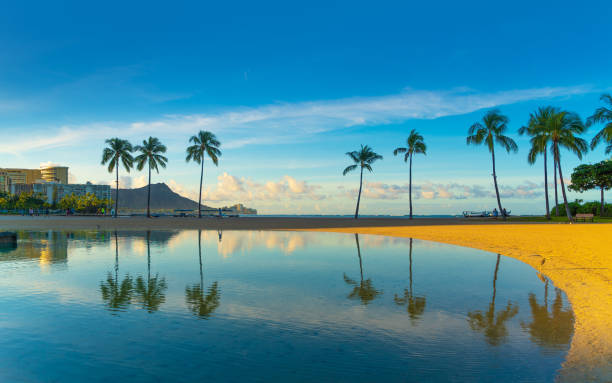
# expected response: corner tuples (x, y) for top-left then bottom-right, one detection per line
(33, 182), (111, 204)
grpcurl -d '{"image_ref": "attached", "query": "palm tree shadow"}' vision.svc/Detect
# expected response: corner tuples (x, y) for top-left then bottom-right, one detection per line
(393, 238), (426, 325)
(135, 231), (168, 313)
(185, 230), (221, 319)
(467, 254), (519, 346)
(343, 233), (382, 305)
(520, 276), (574, 352)
(100, 231), (134, 314)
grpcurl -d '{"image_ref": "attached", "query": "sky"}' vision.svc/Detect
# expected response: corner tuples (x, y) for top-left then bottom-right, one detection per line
(1, 0), (611, 215)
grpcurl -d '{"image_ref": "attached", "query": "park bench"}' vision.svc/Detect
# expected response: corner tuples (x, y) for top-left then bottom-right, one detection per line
(574, 213), (594, 222)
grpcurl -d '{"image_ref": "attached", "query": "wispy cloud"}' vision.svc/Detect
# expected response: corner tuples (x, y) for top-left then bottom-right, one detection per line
(0, 85), (591, 155)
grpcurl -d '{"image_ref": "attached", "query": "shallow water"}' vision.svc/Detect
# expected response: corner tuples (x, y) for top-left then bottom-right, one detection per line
(0, 230), (574, 382)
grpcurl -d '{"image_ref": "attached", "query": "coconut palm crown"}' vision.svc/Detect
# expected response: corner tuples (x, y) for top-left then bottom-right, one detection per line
(101, 138), (134, 217)
(134, 137), (168, 218)
(343, 145), (383, 219)
(186, 131), (222, 218)
(393, 130), (426, 219)
(467, 109), (517, 219)
(586, 93), (612, 154)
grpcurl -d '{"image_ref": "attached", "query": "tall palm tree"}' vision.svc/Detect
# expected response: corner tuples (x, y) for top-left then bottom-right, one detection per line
(134, 137), (168, 218)
(519, 107), (555, 219)
(467, 110), (518, 219)
(548, 110), (588, 222)
(393, 130), (427, 219)
(186, 131), (222, 218)
(135, 231), (167, 313)
(467, 254), (519, 346)
(101, 138), (134, 217)
(185, 230), (221, 318)
(100, 231), (133, 314)
(394, 238), (426, 325)
(343, 145), (383, 219)
(343, 233), (382, 305)
(586, 93), (612, 155)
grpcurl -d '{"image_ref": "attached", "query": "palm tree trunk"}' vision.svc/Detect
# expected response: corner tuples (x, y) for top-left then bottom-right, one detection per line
(198, 158), (204, 218)
(114, 230), (119, 281)
(490, 147), (505, 220)
(409, 153), (413, 219)
(115, 162), (119, 218)
(543, 146), (550, 220)
(554, 159), (559, 216)
(409, 238), (413, 295)
(355, 166), (363, 219)
(147, 163), (151, 218)
(198, 230), (203, 285)
(146, 231), (151, 282)
(492, 254), (501, 308)
(355, 233), (363, 282)
(601, 186), (605, 217)
(555, 144), (573, 223)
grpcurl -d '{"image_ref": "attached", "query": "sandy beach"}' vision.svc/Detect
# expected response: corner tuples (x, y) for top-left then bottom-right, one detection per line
(1, 215), (610, 381)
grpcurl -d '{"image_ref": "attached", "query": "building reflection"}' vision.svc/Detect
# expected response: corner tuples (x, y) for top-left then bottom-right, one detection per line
(343, 233), (382, 305)
(467, 254), (519, 346)
(521, 276), (574, 351)
(185, 230), (220, 319)
(394, 238), (426, 325)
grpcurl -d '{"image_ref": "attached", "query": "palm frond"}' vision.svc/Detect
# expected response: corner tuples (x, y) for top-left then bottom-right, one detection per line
(343, 164), (358, 176)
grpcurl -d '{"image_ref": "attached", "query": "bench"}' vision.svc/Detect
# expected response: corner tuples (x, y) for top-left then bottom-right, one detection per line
(574, 213), (594, 222)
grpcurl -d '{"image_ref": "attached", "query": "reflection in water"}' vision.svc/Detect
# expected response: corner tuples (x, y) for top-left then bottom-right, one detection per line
(185, 230), (220, 319)
(343, 233), (382, 305)
(394, 238), (426, 325)
(100, 231), (134, 314)
(521, 276), (574, 351)
(467, 254), (519, 346)
(135, 231), (167, 313)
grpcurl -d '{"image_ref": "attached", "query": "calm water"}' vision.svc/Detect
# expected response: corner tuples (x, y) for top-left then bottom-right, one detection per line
(0, 230), (574, 382)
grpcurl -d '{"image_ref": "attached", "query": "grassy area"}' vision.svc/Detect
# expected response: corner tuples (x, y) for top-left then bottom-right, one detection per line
(509, 215), (612, 223)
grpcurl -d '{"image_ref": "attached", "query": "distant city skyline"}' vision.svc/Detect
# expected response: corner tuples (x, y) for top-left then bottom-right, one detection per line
(1, 1), (610, 214)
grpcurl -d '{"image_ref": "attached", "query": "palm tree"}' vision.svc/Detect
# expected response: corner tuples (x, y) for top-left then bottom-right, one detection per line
(134, 137), (168, 218)
(519, 107), (555, 219)
(393, 130), (427, 219)
(101, 138), (134, 217)
(343, 145), (383, 219)
(100, 231), (133, 313)
(185, 230), (221, 318)
(467, 110), (518, 219)
(343, 233), (382, 305)
(186, 131), (222, 218)
(394, 238), (426, 325)
(135, 231), (167, 313)
(548, 110), (588, 222)
(467, 254), (519, 346)
(586, 93), (612, 155)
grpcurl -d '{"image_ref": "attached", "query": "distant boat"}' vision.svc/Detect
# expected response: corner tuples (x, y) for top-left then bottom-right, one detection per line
(462, 211), (490, 218)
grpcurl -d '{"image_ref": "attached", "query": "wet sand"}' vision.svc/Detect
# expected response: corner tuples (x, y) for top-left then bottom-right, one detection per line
(0, 216), (610, 381)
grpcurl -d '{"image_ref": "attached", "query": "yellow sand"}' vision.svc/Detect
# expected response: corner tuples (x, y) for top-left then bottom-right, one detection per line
(303, 224), (612, 382)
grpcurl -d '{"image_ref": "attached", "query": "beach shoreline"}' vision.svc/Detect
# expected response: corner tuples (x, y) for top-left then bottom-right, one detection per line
(1, 216), (610, 380)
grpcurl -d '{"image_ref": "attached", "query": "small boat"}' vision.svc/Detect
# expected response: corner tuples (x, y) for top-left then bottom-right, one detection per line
(462, 211), (490, 218)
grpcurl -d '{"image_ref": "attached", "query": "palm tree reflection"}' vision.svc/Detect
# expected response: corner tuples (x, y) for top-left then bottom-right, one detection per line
(343, 233), (382, 305)
(135, 231), (168, 313)
(467, 254), (519, 346)
(185, 230), (220, 319)
(521, 276), (574, 351)
(100, 231), (133, 314)
(394, 238), (426, 325)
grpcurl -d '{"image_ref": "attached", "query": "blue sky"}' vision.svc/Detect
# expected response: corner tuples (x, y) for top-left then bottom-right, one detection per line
(1, 0), (611, 214)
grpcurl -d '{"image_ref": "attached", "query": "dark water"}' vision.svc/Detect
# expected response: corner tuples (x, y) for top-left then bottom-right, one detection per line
(0, 230), (574, 382)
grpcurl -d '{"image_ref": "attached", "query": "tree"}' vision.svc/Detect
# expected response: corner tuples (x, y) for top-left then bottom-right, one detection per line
(586, 93), (612, 155)
(548, 110), (588, 222)
(343, 145), (383, 219)
(101, 138), (134, 217)
(135, 231), (167, 313)
(569, 161), (612, 216)
(394, 238), (426, 325)
(467, 110), (518, 219)
(185, 230), (220, 318)
(393, 130), (427, 219)
(100, 231), (133, 314)
(134, 137), (168, 218)
(519, 107), (555, 219)
(343, 233), (382, 305)
(186, 131), (222, 218)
